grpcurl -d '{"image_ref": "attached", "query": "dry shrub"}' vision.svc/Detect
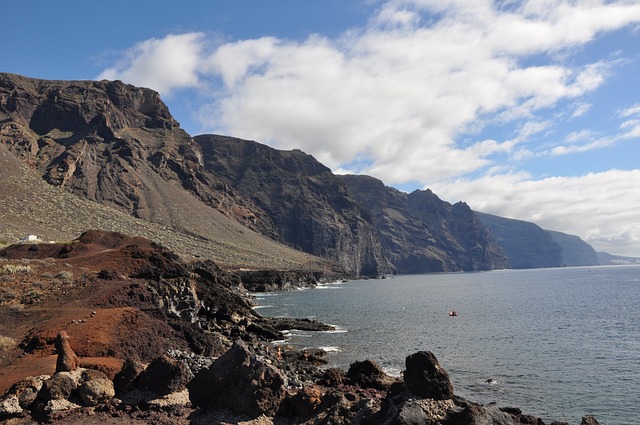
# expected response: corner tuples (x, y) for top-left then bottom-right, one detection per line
(0, 335), (17, 351)
(1, 264), (32, 274)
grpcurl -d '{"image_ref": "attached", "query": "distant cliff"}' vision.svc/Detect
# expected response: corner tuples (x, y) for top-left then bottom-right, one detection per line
(339, 175), (508, 273)
(476, 212), (563, 269)
(195, 136), (509, 274)
(546, 230), (599, 266)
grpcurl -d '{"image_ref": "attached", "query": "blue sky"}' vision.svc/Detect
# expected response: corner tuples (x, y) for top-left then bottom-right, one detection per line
(3, 0), (640, 256)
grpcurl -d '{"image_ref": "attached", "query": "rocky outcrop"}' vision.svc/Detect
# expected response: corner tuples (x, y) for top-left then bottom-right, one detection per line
(404, 351), (454, 400)
(136, 355), (192, 397)
(188, 340), (288, 417)
(341, 175), (508, 273)
(347, 360), (397, 391)
(55, 331), (79, 373)
(476, 211), (564, 269)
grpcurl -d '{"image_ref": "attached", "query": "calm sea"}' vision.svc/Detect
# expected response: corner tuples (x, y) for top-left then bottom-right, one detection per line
(254, 265), (640, 425)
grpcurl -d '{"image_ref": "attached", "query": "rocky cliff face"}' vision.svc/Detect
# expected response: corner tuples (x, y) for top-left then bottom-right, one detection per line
(341, 175), (508, 273)
(0, 73), (268, 235)
(0, 73), (335, 273)
(1, 73), (549, 275)
(476, 212), (564, 269)
(547, 230), (599, 267)
(195, 135), (387, 276)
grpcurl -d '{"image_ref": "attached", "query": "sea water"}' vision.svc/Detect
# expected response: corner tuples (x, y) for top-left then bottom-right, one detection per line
(254, 265), (640, 425)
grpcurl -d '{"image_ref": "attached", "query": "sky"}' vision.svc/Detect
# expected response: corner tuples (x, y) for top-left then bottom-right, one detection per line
(3, 0), (640, 257)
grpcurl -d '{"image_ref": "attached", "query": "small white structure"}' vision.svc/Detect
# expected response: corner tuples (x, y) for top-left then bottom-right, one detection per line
(20, 234), (42, 243)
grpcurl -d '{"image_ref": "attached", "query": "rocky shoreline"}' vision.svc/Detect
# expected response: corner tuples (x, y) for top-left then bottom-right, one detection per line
(0, 231), (600, 424)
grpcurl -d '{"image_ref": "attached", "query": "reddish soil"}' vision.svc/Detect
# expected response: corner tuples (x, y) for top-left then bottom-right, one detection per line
(0, 231), (190, 394)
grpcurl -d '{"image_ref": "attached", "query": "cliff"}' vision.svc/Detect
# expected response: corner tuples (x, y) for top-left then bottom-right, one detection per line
(476, 212), (564, 269)
(547, 230), (599, 267)
(195, 134), (386, 276)
(0, 73), (593, 275)
(341, 175), (508, 273)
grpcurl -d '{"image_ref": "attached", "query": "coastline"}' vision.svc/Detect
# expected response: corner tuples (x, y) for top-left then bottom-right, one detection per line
(1, 233), (605, 424)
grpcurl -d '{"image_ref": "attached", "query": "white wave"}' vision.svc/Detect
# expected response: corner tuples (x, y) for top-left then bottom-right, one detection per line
(382, 366), (403, 377)
(322, 330), (348, 334)
(322, 326), (348, 334)
(318, 346), (342, 352)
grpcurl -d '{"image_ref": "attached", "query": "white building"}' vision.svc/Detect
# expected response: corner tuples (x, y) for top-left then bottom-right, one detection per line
(20, 234), (41, 243)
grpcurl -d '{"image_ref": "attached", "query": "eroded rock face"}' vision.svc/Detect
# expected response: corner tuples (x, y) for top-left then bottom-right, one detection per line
(341, 174), (509, 273)
(188, 341), (288, 417)
(196, 134), (387, 276)
(404, 351), (454, 400)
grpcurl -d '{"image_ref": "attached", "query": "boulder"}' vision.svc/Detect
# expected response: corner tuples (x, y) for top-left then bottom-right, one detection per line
(3, 375), (49, 410)
(0, 395), (22, 417)
(450, 403), (516, 425)
(77, 379), (115, 406)
(278, 385), (323, 418)
(582, 416), (600, 425)
(113, 358), (146, 396)
(347, 359), (395, 390)
(317, 368), (347, 387)
(404, 351), (453, 400)
(55, 331), (79, 373)
(38, 372), (77, 401)
(136, 355), (192, 397)
(188, 340), (288, 417)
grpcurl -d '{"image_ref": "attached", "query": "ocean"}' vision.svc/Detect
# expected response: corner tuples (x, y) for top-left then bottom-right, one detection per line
(254, 265), (640, 425)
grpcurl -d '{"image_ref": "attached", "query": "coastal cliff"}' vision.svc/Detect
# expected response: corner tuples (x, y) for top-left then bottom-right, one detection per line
(341, 175), (509, 273)
(1, 73), (512, 275)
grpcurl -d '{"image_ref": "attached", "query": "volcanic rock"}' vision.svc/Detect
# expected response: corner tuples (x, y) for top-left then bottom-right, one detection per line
(37, 372), (78, 402)
(347, 359), (396, 390)
(136, 355), (192, 397)
(188, 341), (288, 417)
(77, 378), (115, 406)
(113, 359), (146, 397)
(55, 331), (79, 373)
(404, 351), (454, 400)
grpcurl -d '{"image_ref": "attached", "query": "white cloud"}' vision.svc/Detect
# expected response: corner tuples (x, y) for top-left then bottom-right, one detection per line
(97, 1), (640, 256)
(430, 170), (640, 257)
(569, 102), (592, 119)
(97, 33), (205, 96)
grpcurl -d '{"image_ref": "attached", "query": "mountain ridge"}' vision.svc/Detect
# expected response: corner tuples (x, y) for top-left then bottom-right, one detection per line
(0, 72), (623, 274)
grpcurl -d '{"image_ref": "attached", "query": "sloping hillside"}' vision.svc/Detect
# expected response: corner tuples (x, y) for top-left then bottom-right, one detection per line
(0, 144), (331, 271)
